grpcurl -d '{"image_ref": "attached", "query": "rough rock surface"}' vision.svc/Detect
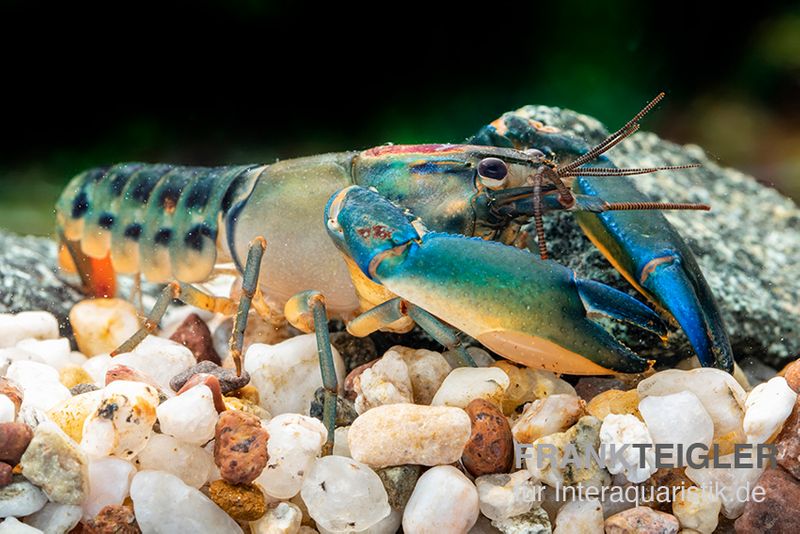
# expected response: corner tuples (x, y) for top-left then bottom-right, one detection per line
(1, 105), (799, 364)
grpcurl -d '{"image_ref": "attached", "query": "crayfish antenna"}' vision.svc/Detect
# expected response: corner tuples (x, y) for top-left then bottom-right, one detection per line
(602, 201), (711, 211)
(556, 92), (665, 177)
(562, 163), (701, 177)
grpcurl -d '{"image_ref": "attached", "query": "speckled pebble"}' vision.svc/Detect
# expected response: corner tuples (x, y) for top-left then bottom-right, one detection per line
(84, 504), (141, 534)
(376, 465), (420, 510)
(604, 506), (679, 534)
(462, 398), (514, 477)
(19, 421), (88, 505)
(310, 387), (358, 427)
(490, 507), (551, 534)
(214, 409), (269, 485)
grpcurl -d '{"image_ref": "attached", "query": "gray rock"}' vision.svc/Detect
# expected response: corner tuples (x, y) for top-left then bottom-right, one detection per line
(0, 231), (82, 339)
(0, 106), (798, 367)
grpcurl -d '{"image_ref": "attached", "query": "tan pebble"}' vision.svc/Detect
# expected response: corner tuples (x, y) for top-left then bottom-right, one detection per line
(47, 389), (104, 442)
(0, 378), (23, 413)
(70, 299), (140, 356)
(348, 404), (471, 468)
(604, 506), (679, 533)
(208, 479), (267, 521)
(223, 396), (270, 419)
(586, 389), (641, 420)
(462, 399), (513, 477)
(230, 384), (260, 406)
(783, 359), (800, 394)
(84, 503), (141, 533)
(59, 365), (93, 389)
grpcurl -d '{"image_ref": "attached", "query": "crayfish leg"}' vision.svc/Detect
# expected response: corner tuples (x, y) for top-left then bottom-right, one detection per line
(284, 289), (338, 456)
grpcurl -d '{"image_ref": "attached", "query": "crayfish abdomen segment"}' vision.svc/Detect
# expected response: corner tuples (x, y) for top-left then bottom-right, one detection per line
(56, 163), (262, 284)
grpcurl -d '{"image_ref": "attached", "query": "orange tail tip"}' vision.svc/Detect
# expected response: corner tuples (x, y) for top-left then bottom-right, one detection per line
(87, 254), (117, 298)
(60, 236), (117, 298)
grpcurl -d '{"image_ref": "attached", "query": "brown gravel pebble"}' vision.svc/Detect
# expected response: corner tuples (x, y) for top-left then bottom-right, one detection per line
(0, 462), (12, 486)
(208, 480), (267, 521)
(84, 504), (141, 534)
(178, 373), (227, 413)
(343, 360), (379, 401)
(461, 398), (514, 477)
(170, 313), (221, 365)
(170, 361), (250, 395)
(735, 467), (800, 533)
(214, 410), (269, 485)
(776, 398), (800, 479)
(0, 377), (23, 413)
(0, 422), (33, 465)
(604, 506), (679, 533)
(784, 359), (800, 394)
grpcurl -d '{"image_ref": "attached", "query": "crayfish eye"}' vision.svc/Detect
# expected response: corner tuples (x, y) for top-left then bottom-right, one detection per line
(477, 157), (508, 189)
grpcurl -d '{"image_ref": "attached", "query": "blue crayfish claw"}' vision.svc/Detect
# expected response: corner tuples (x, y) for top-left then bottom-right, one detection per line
(469, 95), (734, 372)
(326, 186), (669, 375)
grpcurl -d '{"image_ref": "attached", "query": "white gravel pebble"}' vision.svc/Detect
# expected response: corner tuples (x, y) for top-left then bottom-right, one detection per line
(24, 502), (82, 534)
(112, 335), (195, 394)
(245, 334), (345, 416)
(512, 394), (584, 444)
(6, 360), (71, 412)
(0, 311), (59, 349)
(354, 350), (413, 413)
(301, 456), (390, 533)
(431, 367), (509, 408)
(672, 486), (721, 534)
(639, 391), (713, 466)
(135, 433), (214, 488)
(0, 479), (48, 518)
(0, 395), (16, 423)
(156, 384), (219, 446)
(256, 414), (327, 499)
(475, 470), (540, 521)
(82, 457), (136, 519)
(15, 338), (72, 371)
(131, 470), (243, 534)
(599, 414), (657, 483)
(69, 298), (140, 357)
(553, 498), (604, 534)
(250, 501), (303, 534)
(0, 517), (43, 533)
(743, 376), (797, 444)
(685, 453), (764, 519)
(402, 465), (479, 534)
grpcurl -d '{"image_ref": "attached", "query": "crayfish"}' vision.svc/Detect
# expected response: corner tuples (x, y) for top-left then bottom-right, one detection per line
(56, 93), (732, 450)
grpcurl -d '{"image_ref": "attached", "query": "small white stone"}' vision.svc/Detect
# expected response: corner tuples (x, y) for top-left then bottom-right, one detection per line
(599, 414), (657, 484)
(69, 299), (140, 357)
(135, 433), (214, 488)
(388, 346), (451, 405)
(15, 338), (72, 371)
(156, 384), (218, 446)
(245, 334), (345, 416)
(6, 360), (71, 411)
(250, 501), (303, 534)
(256, 414), (327, 499)
(0, 395), (16, 423)
(81, 380), (159, 458)
(301, 456), (390, 533)
(332, 426), (351, 458)
(431, 367), (509, 408)
(317, 509), (401, 534)
(0, 479), (48, 518)
(355, 351), (413, 413)
(743, 376), (797, 444)
(638, 368), (746, 439)
(131, 470), (243, 534)
(24, 502), (82, 534)
(671, 486), (721, 534)
(403, 465), (479, 534)
(348, 404), (471, 468)
(113, 335), (195, 393)
(512, 394), (584, 444)
(475, 470), (540, 521)
(81, 354), (114, 386)
(82, 457), (136, 519)
(0, 311), (59, 348)
(0, 517), (43, 533)
(553, 499), (604, 534)
(639, 391), (713, 466)
(685, 453), (764, 519)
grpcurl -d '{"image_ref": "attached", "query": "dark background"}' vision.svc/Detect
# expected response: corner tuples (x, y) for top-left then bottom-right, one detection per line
(1, 1), (798, 235)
